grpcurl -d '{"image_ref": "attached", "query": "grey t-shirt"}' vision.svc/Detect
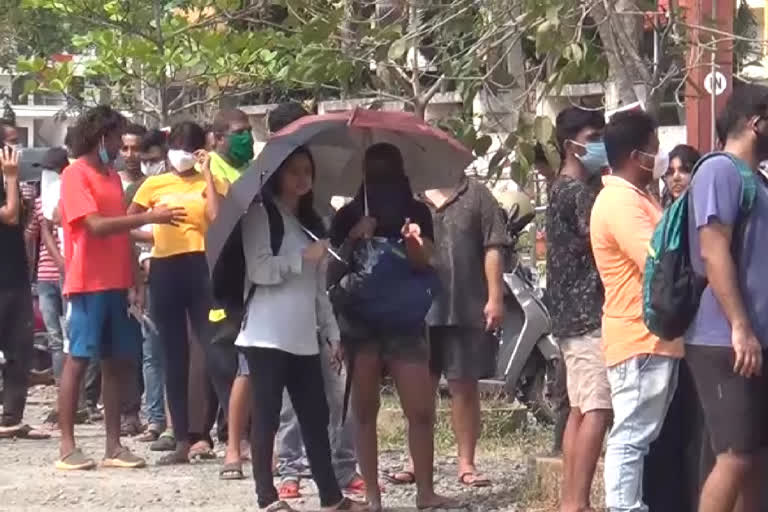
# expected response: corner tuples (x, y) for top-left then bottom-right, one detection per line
(686, 155), (768, 347)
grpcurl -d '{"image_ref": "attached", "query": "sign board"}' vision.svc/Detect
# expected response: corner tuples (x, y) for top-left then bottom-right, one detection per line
(704, 71), (727, 96)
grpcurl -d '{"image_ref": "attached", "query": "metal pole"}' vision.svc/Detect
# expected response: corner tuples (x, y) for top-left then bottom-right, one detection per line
(711, 0), (718, 150)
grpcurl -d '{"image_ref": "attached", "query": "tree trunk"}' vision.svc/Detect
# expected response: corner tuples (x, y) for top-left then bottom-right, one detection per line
(340, 0), (359, 99)
(590, 0), (649, 110)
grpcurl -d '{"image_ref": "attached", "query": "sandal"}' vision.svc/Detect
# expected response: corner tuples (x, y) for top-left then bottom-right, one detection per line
(326, 497), (368, 511)
(55, 448), (97, 471)
(343, 475), (367, 495)
(157, 450), (190, 466)
(383, 469), (415, 485)
(0, 424), (51, 440)
(265, 501), (298, 512)
(189, 446), (217, 461)
(102, 447), (146, 469)
(278, 479), (302, 500)
(416, 497), (467, 511)
(136, 429), (160, 443)
(458, 471), (491, 488)
(150, 431), (176, 452)
(219, 462), (244, 480)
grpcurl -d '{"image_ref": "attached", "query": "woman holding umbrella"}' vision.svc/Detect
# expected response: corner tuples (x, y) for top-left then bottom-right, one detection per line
(330, 143), (461, 511)
(235, 147), (366, 512)
(207, 109), (471, 512)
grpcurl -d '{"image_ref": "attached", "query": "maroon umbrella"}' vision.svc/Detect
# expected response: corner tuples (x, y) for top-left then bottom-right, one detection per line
(228, 108), (473, 210)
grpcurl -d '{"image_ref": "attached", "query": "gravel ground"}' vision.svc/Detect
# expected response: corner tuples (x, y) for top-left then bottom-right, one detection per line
(0, 386), (540, 512)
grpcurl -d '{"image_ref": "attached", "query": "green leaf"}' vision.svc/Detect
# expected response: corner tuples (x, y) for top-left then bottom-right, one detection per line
(22, 79), (39, 96)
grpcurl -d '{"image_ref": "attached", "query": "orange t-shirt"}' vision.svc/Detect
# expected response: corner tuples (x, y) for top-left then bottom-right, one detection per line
(61, 158), (133, 295)
(590, 176), (684, 367)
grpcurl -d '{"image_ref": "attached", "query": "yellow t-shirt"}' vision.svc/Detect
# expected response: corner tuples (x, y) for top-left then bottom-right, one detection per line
(209, 152), (243, 184)
(133, 172), (229, 258)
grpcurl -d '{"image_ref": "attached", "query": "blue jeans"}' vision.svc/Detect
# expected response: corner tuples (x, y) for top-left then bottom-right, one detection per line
(37, 280), (65, 379)
(604, 355), (679, 512)
(142, 294), (166, 429)
(276, 342), (357, 486)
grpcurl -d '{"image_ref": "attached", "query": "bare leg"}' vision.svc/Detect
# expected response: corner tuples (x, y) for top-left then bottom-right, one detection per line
(566, 409), (611, 512)
(224, 376), (250, 465)
(699, 453), (753, 512)
(58, 355), (89, 457)
(447, 378), (481, 478)
(102, 358), (131, 457)
(351, 351), (384, 511)
(734, 451), (766, 512)
(560, 407), (582, 512)
(390, 359), (456, 509)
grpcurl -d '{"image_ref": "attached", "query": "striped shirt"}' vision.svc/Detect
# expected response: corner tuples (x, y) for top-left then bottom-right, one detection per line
(27, 197), (61, 282)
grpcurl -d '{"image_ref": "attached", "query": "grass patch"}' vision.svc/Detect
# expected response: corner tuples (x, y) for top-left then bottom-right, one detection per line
(377, 391), (553, 457)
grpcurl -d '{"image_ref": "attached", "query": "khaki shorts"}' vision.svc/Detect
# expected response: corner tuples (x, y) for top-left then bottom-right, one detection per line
(559, 330), (612, 413)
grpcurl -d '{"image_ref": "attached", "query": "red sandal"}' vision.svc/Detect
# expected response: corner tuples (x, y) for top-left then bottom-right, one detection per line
(278, 479), (301, 500)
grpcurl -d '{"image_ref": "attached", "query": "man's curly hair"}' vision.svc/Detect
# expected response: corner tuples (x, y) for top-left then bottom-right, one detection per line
(70, 105), (127, 158)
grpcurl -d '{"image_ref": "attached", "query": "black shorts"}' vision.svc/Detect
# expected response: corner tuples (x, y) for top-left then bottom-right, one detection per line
(685, 344), (768, 455)
(428, 326), (497, 381)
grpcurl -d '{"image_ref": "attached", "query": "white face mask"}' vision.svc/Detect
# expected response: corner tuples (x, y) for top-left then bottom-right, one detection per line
(141, 160), (166, 176)
(167, 149), (197, 172)
(639, 151), (669, 180)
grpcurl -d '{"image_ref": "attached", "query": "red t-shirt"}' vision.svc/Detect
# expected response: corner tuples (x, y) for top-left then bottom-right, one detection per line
(61, 158), (133, 295)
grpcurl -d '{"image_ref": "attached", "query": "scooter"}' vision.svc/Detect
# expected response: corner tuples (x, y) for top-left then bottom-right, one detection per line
(482, 200), (563, 423)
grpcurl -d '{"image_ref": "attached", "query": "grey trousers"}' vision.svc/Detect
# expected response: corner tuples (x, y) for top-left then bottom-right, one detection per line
(275, 342), (357, 486)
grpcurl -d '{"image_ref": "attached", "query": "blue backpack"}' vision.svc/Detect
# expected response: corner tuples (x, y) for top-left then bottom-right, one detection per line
(643, 152), (757, 340)
(330, 237), (441, 333)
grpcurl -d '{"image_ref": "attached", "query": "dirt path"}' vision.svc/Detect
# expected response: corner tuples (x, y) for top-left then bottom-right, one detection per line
(0, 387), (535, 511)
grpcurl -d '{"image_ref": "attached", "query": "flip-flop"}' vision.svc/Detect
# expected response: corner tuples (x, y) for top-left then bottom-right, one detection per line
(0, 424), (51, 440)
(136, 429), (160, 443)
(102, 447), (146, 469)
(150, 432), (176, 452)
(219, 462), (244, 480)
(383, 469), (415, 485)
(190, 447), (217, 461)
(265, 501), (298, 512)
(278, 479), (302, 500)
(157, 451), (190, 466)
(327, 497), (368, 510)
(416, 497), (467, 511)
(55, 448), (97, 471)
(458, 471), (491, 488)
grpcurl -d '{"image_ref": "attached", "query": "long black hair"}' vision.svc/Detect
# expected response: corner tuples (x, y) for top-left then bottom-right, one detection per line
(70, 105), (127, 157)
(263, 146), (326, 237)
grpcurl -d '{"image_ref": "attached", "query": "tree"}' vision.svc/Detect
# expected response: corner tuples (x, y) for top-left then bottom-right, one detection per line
(18, 0), (296, 124)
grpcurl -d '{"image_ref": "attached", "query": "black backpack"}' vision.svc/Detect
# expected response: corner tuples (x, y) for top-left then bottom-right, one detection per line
(209, 199), (284, 344)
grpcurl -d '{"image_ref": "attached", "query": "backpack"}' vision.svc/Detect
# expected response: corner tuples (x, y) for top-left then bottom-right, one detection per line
(329, 237), (441, 333)
(209, 199), (284, 344)
(643, 152), (757, 340)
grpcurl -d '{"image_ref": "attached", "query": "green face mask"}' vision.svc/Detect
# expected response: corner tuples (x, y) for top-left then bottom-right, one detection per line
(227, 130), (255, 168)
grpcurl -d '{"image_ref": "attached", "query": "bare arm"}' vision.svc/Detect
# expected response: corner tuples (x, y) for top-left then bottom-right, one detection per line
(0, 176), (20, 225)
(700, 223), (749, 329)
(483, 247), (505, 331)
(41, 217), (65, 272)
(700, 222), (762, 377)
(202, 158), (221, 222)
(0, 148), (20, 225)
(130, 229), (154, 244)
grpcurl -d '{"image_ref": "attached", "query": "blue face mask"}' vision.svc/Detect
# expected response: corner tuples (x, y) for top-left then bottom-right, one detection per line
(573, 141), (608, 175)
(98, 137), (112, 166)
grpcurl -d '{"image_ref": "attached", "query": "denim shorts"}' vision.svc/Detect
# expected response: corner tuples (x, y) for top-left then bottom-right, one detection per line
(66, 290), (141, 360)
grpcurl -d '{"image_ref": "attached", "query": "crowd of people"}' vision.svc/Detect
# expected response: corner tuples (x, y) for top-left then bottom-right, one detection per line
(1, 82), (767, 512)
(0, 100), (509, 512)
(547, 84), (768, 512)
